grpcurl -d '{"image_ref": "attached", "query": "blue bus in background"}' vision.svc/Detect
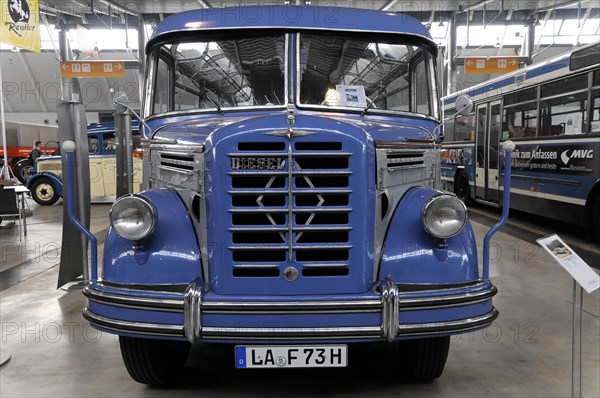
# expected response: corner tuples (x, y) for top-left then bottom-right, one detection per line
(80, 6), (502, 385)
(441, 42), (600, 241)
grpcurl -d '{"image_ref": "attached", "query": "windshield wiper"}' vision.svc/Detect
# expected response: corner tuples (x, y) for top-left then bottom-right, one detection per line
(361, 83), (391, 115)
(361, 90), (385, 115)
(205, 95), (223, 114)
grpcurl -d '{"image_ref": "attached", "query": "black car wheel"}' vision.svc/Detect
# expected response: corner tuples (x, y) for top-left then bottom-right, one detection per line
(30, 177), (59, 206)
(119, 336), (191, 386)
(13, 159), (33, 184)
(398, 336), (450, 380)
(455, 172), (470, 204)
(592, 196), (600, 243)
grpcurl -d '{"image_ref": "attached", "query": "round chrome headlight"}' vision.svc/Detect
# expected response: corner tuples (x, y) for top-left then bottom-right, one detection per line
(422, 194), (467, 239)
(110, 195), (156, 241)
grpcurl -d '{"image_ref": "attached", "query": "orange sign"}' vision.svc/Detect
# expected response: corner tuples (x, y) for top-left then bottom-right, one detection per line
(60, 61), (125, 78)
(464, 57), (519, 74)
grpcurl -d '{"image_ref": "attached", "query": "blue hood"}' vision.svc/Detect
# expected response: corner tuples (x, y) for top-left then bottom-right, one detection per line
(151, 112), (438, 147)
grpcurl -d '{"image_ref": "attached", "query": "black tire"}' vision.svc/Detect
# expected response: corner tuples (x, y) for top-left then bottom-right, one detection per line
(30, 177), (59, 206)
(455, 172), (470, 204)
(592, 197), (600, 244)
(13, 159), (33, 184)
(398, 336), (450, 380)
(119, 336), (190, 386)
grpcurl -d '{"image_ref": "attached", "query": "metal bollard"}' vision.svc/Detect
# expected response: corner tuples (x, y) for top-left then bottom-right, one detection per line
(482, 140), (515, 280)
(63, 141), (98, 282)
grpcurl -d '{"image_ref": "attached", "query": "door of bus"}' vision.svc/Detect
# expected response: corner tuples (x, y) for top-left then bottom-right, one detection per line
(474, 101), (501, 204)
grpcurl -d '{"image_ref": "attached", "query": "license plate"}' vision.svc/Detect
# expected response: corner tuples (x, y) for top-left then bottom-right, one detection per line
(235, 345), (347, 368)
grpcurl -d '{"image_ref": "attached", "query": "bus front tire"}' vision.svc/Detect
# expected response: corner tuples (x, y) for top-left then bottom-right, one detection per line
(119, 336), (190, 386)
(30, 178), (59, 206)
(455, 172), (470, 203)
(592, 197), (600, 243)
(398, 336), (450, 380)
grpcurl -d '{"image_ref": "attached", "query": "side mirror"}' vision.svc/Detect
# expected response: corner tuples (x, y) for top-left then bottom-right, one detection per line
(455, 94), (473, 116)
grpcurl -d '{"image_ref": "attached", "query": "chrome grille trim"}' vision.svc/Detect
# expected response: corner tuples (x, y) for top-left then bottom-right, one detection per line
(228, 170), (352, 176)
(228, 152), (352, 157)
(232, 264), (280, 269)
(228, 244), (352, 250)
(227, 140), (353, 277)
(228, 207), (351, 213)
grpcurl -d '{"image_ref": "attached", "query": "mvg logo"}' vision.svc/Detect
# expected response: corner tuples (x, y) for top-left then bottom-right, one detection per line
(560, 149), (594, 165)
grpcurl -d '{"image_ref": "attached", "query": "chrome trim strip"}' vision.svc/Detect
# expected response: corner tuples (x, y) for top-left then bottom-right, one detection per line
(227, 170), (352, 176)
(82, 308), (183, 336)
(400, 286), (498, 308)
(228, 152), (287, 157)
(228, 244), (352, 250)
(387, 165), (427, 172)
(93, 281), (186, 295)
(228, 170), (288, 176)
(157, 165), (195, 175)
(149, 143), (205, 152)
(287, 144), (294, 261)
(301, 263), (349, 268)
(229, 208), (288, 213)
(229, 151), (352, 157)
(293, 226), (352, 231)
(83, 286), (183, 310)
(200, 326), (382, 340)
(83, 306), (497, 340)
(397, 308), (499, 337)
(293, 189), (352, 194)
(232, 264), (281, 269)
(228, 227), (288, 232)
(84, 282), (495, 315)
(227, 190), (287, 195)
(228, 207), (351, 213)
(293, 170), (351, 175)
(293, 207), (351, 213)
(202, 300), (381, 314)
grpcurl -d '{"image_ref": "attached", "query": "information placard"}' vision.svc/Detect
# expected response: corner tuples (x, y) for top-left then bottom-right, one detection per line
(537, 234), (599, 294)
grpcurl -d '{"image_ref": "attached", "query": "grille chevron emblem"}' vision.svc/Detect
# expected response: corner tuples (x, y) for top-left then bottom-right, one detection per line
(263, 129), (316, 140)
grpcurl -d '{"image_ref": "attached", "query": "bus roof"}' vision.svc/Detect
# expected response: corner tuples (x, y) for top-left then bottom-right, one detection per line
(443, 41), (600, 108)
(149, 6), (434, 48)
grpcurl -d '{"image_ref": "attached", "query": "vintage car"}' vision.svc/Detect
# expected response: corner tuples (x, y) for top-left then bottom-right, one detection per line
(79, 6), (501, 386)
(26, 123), (142, 205)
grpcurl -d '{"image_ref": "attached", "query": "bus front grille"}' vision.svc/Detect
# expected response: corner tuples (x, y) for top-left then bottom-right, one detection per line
(226, 141), (353, 278)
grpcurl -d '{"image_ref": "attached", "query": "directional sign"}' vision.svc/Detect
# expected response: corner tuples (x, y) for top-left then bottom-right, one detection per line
(60, 61), (125, 78)
(464, 57), (519, 74)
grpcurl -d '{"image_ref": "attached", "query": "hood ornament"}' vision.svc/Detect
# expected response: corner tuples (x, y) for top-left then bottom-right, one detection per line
(263, 104), (316, 140)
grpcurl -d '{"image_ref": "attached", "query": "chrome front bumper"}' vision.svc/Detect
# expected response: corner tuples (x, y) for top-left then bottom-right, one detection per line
(83, 278), (498, 342)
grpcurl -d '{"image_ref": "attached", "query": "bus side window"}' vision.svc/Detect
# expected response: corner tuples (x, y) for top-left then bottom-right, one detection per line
(503, 106), (536, 138)
(88, 137), (99, 154)
(103, 133), (116, 154)
(591, 90), (600, 133)
(153, 55), (171, 114)
(540, 93), (587, 136)
(454, 114), (475, 141)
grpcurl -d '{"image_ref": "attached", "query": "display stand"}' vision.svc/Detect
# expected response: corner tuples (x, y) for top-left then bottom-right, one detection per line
(571, 282), (583, 398)
(537, 234), (599, 398)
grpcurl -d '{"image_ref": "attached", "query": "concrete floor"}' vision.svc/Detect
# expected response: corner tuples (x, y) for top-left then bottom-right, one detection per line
(1, 197), (599, 397)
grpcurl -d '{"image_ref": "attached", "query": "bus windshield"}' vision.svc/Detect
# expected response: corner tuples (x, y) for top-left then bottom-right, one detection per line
(298, 33), (438, 118)
(148, 33), (286, 115)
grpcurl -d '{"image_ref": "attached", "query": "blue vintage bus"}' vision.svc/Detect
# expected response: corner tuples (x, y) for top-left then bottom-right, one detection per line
(80, 6), (500, 385)
(441, 42), (600, 241)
